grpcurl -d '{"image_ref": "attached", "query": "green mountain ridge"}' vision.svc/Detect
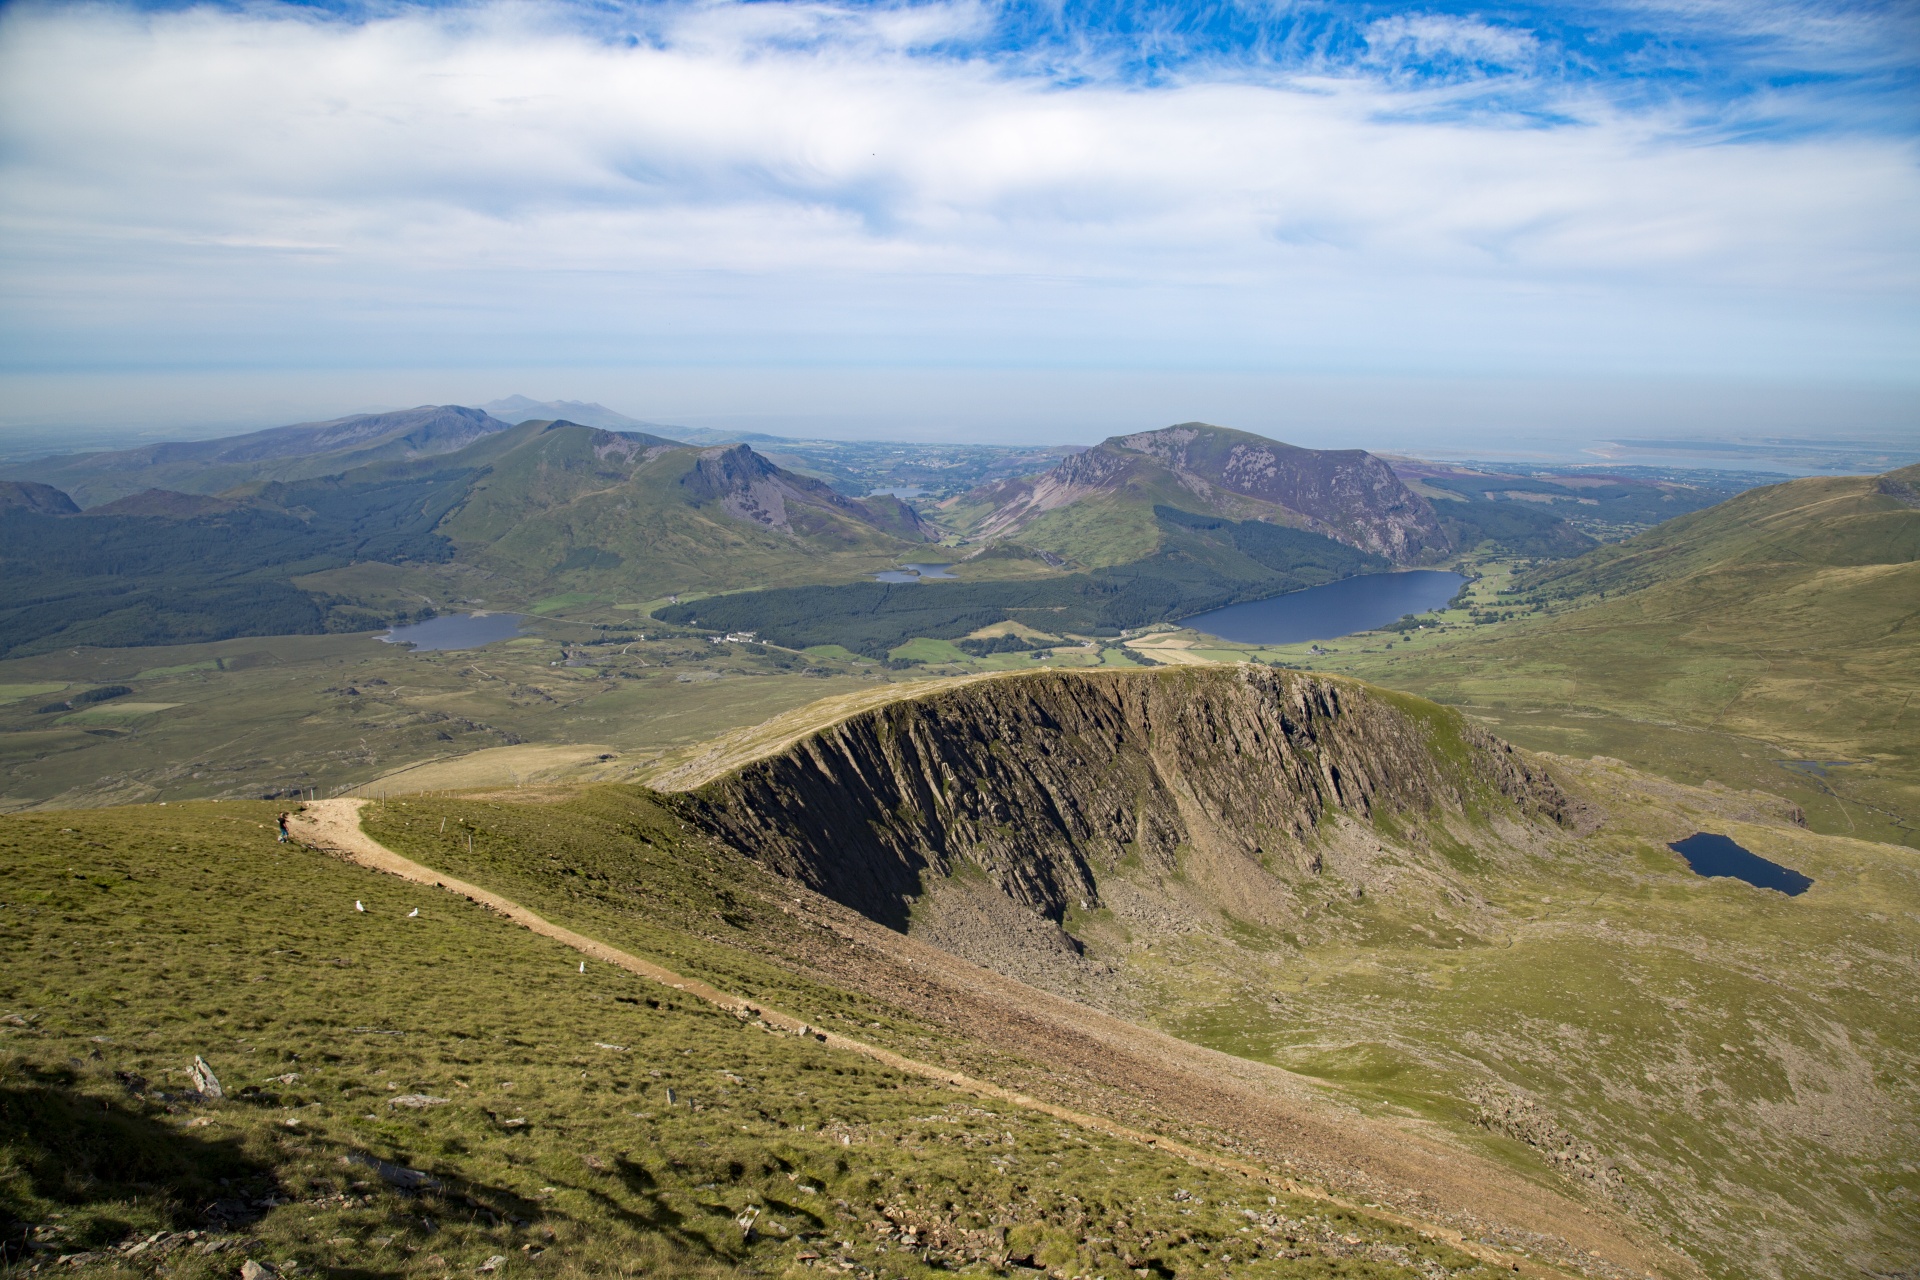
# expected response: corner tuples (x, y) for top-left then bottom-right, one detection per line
(420, 422), (934, 598)
(0, 422), (934, 657)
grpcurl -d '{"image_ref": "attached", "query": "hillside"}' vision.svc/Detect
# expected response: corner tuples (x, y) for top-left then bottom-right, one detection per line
(1291, 464), (1920, 846)
(6, 667), (1914, 1278)
(950, 424), (1450, 566)
(0, 406), (515, 507)
(0, 793), (1514, 1280)
(0, 422), (933, 657)
(646, 667), (1919, 1280)
(656, 425), (1443, 656)
(653, 511), (1387, 657)
(418, 424), (932, 598)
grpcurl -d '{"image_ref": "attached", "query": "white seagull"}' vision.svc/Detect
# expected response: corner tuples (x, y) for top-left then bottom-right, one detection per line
(355, 900), (365, 912)
(578, 961), (585, 973)
(407, 908), (419, 918)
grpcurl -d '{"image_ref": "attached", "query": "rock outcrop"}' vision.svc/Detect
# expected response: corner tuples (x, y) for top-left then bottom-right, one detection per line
(682, 667), (1578, 931)
(681, 444), (931, 541)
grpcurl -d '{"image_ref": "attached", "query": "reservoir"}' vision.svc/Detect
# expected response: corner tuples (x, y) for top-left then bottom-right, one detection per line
(1183, 570), (1466, 646)
(874, 563), (959, 583)
(1668, 832), (1812, 896)
(379, 612), (528, 652)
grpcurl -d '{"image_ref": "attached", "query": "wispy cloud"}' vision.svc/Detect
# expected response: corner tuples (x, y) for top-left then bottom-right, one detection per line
(0, 0), (1913, 389)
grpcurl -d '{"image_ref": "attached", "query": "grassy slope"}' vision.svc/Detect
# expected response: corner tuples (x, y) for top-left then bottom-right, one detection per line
(0, 621), (1151, 814)
(435, 432), (917, 604)
(954, 461), (1309, 573)
(1291, 473), (1920, 845)
(0, 631), (908, 812)
(0, 799), (1497, 1280)
(999, 497), (1164, 570)
(361, 723), (1920, 1280)
(1112, 756), (1920, 1280)
(603, 668), (1920, 1280)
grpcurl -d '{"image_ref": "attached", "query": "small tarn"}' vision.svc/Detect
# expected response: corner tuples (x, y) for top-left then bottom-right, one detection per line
(1668, 832), (1812, 896)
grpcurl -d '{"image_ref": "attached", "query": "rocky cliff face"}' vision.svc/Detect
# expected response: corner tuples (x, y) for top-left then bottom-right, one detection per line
(681, 444), (931, 541)
(681, 667), (1577, 932)
(1124, 425), (1447, 562)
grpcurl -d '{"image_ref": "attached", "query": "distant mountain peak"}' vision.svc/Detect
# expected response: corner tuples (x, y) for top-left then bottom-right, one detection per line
(0, 404), (515, 507)
(480, 396), (688, 435)
(0, 479), (79, 516)
(680, 442), (930, 540)
(969, 422), (1448, 564)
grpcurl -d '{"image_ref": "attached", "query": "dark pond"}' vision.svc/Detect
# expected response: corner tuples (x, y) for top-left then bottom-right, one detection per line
(873, 563), (958, 583)
(1183, 570), (1466, 646)
(1668, 832), (1812, 896)
(379, 612), (528, 652)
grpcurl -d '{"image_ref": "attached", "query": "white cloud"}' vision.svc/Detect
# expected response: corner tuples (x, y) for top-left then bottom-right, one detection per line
(1362, 14), (1541, 75)
(0, 0), (1914, 385)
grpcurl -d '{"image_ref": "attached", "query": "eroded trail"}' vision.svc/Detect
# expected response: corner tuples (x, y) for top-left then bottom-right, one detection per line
(293, 798), (1681, 1280)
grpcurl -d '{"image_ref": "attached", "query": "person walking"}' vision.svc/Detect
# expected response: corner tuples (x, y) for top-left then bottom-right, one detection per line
(277, 811), (292, 843)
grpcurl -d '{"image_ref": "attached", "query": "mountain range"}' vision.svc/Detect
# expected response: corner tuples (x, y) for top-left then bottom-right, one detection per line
(0, 419), (933, 657)
(4, 409), (1915, 1280)
(0, 405), (516, 507)
(2, 410), (1487, 658)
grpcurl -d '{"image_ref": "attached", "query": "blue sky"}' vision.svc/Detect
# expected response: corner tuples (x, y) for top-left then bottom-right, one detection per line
(0, 0), (1914, 447)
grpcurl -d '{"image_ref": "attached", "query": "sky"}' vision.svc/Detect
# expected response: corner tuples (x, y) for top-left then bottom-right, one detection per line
(0, 0), (1916, 451)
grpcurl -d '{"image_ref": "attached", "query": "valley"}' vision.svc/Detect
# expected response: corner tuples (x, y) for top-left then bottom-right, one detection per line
(1, 406), (1915, 1280)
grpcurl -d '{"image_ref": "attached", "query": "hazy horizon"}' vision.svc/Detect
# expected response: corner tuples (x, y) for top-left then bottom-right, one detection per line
(1, 371), (1914, 478)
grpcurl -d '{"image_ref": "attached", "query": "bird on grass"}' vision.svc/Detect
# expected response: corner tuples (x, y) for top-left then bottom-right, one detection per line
(355, 900), (365, 912)
(408, 908), (419, 918)
(578, 961), (586, 973)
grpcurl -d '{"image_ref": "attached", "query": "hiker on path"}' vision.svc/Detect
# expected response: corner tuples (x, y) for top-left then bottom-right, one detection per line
(277, 812), (292, 843)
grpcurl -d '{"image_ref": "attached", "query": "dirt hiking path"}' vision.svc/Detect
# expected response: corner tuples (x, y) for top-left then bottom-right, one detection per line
(295, 798), (1673, 1280)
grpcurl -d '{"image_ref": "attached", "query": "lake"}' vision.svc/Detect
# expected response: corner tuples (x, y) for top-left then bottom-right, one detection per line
(1182, 570), (1466, 645)
(379, 612), (528, 652)
(1668, 832), (1812, 896)
(873, 563), (959, 583)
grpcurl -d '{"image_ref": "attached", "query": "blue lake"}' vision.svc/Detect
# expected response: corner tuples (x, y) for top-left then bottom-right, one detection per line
(874, 563), (959, 583)
(1183, 570), (1466, 645)
(1668, 832), (1812, 896)
(379, 612), (528, 652)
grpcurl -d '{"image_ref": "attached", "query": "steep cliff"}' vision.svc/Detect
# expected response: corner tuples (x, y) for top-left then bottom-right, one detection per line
(680, 667), (1578, 932)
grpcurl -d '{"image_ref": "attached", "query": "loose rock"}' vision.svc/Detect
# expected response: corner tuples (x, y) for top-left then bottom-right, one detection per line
(189, 1055), (223, 1099)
